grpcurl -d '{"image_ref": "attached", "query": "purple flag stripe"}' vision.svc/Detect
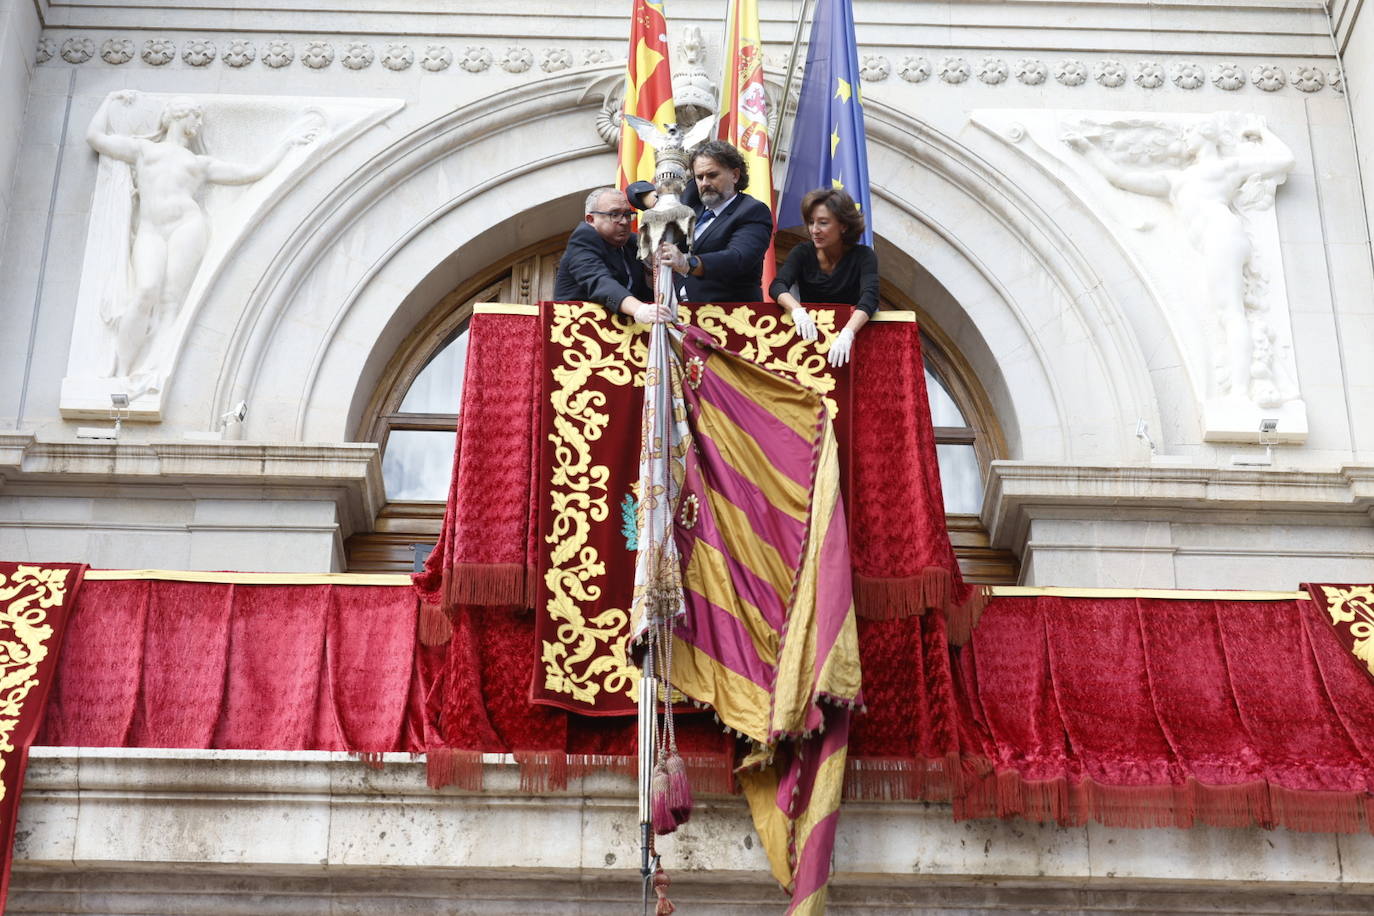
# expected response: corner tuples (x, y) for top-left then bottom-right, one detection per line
(680, 525), (780, 670)
(692, 426), (807, 565)
(788, 709), (851, 817)
(686, 333), (826, 447)
(788, 808), (841, 914)
(687, 482), (793, 630)
(680, 579), (776, 688)
(809, 492), (855, 684)
(692, 366), (820, 493)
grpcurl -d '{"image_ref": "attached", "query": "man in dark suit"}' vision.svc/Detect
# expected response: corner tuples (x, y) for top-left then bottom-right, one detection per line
(554, 187), (668, 323)
(659, 140), (774, 302)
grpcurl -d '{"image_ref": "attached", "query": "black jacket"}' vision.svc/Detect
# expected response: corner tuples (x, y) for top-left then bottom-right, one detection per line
(553, 222), (651, 314)
(678, 185), (774, 303)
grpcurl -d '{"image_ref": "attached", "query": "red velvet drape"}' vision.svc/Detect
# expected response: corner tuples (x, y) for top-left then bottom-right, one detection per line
(40, 578), (421, 757)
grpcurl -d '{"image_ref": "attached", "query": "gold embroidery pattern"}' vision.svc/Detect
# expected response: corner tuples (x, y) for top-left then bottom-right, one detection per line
(541, 304), (646, 706)
(540, 304), (847, 708)
(1320, 585), (1374, 674)
(691, 304), (844, 419)
(0, 565), (69, 803)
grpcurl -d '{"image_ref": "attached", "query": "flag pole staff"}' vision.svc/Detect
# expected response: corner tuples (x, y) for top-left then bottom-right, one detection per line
(771, 0), (814, 182)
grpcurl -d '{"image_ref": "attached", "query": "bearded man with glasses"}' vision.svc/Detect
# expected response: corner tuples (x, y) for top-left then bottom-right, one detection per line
(554, 187), (669, 324)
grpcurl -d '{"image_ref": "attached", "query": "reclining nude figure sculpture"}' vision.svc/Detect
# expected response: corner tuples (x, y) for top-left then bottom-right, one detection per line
(1064, 113), (1297, 408)
(85, 91), (320, 397)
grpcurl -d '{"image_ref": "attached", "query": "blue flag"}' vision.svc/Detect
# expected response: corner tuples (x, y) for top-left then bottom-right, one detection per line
(778, 0), (873, 246)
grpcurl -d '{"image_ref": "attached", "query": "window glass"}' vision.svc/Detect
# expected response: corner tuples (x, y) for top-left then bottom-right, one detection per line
(398, 333), (469, 414)
(924, 367), (967, 427)
(381, 429), (457, 501)
(936, 443), (983, 514)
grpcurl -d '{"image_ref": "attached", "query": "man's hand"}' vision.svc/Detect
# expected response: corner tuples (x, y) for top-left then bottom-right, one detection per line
(827, 328), (855, 367)
(627, 297), (673, 324)
(790, 307), (817, 341)
(656, 242), (690, 276)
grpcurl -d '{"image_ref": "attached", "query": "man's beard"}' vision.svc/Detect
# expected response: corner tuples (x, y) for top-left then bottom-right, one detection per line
(700, 188), (724, 209)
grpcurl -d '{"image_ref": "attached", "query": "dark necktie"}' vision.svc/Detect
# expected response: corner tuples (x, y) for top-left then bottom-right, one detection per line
(695, 209), (716, 238)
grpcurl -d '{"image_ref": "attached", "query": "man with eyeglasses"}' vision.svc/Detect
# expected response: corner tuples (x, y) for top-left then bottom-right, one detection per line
(554, 187), (669, 323)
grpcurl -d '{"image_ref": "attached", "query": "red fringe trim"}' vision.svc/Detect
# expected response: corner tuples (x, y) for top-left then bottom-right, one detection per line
(417, 602), (453, 646)
(425, 748), (485, 791)
(350, 751), (386, 770)
(441, 562), (530, 610)
(853, 570), (989, 645)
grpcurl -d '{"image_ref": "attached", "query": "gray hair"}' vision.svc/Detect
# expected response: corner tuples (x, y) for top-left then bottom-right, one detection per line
(584, 186), (621, 215)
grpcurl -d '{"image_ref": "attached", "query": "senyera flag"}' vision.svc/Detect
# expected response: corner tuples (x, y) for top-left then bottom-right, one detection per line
(618, 0), (676, 189)
(717, 0), (778, 297)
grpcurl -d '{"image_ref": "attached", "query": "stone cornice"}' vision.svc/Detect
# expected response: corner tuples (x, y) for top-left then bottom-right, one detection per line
(985, 460), (1374, 550)
(0, 434), (385, 534)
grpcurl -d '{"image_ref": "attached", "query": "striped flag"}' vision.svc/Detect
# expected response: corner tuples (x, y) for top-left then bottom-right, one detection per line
(716, 0), (778, 297)
(668, 326), (861, 915)
(617, 0), (676, 189)
(777, 0), (874, 245)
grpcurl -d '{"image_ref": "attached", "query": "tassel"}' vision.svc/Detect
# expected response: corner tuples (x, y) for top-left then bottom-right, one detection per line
(664, 751), (693, 824)
(653, 868), (675, 915)
(651, 762), (677, 835)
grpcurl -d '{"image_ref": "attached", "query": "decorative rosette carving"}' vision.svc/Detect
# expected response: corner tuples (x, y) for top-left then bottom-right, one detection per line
(100, 38), (135, 65)
(382, 44), (413, 71)
(1054, 59), (1088, 87)
(263, 40), (295, 69)
(141, 38), (175, 66)
(500, 47), (533, 73)
(1134, 61), (1165, 88)
(898, 56), (930, 83)
(1015, 58), (1047, 86)
(301, 41), (334, 69)
(582, 48), (613, 65)
(541, 48), (573, 73)
(1250, 64), (1285, 92)
(1171, 61), (1205, 90)
(61, 38), (95, 64)
(938, 56), (970, 84)
(341, 42), (373, 70)
(1095, 59), (1127, 88)
(977, 57), (1009, 85)
(224, 39), (257, 68)
(36, 37), (56, 65)
(182, 39), (217, 68)
(860, 54), (890, 82)
(456, 46), (487, 72)
(1211, 62), (1246, 91)
(1291, 65), (1326, 92)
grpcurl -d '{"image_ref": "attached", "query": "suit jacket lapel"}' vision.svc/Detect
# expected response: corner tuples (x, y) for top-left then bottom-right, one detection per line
(694, 197), (738, 249)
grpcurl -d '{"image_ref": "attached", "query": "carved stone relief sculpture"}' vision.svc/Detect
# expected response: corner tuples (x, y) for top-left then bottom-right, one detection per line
(671, 26), (717, 131)
(63, 92), (404, 421)
(973, 109), (1306, 443)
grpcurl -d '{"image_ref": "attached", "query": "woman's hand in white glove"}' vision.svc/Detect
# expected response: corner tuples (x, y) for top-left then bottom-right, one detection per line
(790, 306), (817, 341)
(827, 328), (855, 367)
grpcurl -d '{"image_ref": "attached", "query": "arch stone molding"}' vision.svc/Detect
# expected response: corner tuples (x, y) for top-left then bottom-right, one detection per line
(198, 70), (1174, 471)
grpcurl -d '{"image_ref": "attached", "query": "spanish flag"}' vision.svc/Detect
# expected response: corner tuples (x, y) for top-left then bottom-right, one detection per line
(617, 0), (676, 189)
(716, 0), (778, 297)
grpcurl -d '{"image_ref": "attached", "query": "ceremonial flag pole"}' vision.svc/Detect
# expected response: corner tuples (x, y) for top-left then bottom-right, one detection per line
(772, 0), (814, 176)
(717, 0), (779, 298)
(777, 0), (874, 245)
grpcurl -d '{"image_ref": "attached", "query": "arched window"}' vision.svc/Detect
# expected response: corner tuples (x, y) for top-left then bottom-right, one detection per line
(346, 234), (1017, 582)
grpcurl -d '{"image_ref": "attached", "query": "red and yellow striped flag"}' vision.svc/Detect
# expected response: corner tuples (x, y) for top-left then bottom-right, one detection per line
(617, 0), (676, 189)
(716, 0), (778, 297)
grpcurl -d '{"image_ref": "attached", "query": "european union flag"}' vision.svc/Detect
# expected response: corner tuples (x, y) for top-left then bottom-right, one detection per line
(778, 0), (873, 246)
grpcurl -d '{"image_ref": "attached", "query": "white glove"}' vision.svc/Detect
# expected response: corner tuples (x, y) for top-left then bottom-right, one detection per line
(790, 306), (817, 341)
(827, 328), (855, 367)
(630, 298), (672, 324)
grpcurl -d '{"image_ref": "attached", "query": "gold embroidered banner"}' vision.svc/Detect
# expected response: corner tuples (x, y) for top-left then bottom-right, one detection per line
(1306, 584), (1374, 681)
(532, 303), (852, 714)
(0, 562), (86, 911)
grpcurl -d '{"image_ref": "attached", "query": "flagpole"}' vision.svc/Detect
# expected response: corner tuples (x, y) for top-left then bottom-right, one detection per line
(772, 0), (814, 182)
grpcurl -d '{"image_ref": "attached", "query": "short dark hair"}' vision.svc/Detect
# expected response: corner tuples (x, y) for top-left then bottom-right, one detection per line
(689, 139), (749, 193)
(800, 188), (865, 245)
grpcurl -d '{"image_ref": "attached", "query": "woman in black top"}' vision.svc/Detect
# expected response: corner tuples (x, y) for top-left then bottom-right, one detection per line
(769, 188), (879, 367)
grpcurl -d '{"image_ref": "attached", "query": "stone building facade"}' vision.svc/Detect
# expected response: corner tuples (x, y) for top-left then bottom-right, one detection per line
(2, 0), (1373, 911)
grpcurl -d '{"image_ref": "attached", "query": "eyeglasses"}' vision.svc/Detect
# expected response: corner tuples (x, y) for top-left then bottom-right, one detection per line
(590, 210), (636, 222)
